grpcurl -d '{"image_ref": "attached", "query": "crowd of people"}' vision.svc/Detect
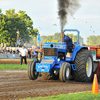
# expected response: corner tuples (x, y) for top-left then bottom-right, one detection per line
(0, 47), (20, 54)
(0, 47), (43, 59)
(27, 48), (42, 58)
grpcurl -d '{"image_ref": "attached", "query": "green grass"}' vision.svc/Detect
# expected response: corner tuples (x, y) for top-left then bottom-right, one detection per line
(21, 92), (100, 100)
(0, 64), (28, 70)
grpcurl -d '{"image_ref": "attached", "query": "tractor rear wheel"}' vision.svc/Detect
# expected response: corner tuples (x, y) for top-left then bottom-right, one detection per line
(97, 72), (100, 82)
(74, 50), (93, 82)
(59, 62), (71, 82)
(28, 61), (39, 80)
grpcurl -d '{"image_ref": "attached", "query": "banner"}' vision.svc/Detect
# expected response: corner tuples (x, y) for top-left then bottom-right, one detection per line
(7, 54), (15, 59)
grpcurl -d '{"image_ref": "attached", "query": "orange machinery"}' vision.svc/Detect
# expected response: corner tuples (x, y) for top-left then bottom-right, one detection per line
(90, 47), (100, 58)
(89, 46), (100, 80)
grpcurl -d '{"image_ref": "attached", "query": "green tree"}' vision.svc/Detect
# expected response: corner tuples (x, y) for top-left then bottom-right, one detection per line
(86, 35), (97, 46)
(96, 36), (100, 45)
(0, 9), (38, 46)
(41, 35), (47, 43)
(46, 35), (53, 41)
(53, 32), (61, 42)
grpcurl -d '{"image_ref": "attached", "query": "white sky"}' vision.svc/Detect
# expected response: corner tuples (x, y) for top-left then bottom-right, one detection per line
(0, 0), (100, 44)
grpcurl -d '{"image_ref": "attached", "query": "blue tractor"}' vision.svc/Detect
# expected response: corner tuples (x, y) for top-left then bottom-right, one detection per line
(28, 29), (93, 82)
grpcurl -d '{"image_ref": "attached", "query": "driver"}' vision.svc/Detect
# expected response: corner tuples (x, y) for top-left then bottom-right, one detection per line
(62, 33), (73, 52)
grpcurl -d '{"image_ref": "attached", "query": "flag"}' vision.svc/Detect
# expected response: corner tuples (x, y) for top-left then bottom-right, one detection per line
(17, 31), (22, 42)
(17, 30), (23, 45)
(37, 32), (41, 44)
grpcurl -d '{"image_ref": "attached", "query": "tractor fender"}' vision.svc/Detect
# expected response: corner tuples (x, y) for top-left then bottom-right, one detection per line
(72, 46), (88, 61)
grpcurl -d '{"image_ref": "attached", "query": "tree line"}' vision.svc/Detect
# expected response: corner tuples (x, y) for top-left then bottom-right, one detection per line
(40, 34), (100, 46)
(30, 32), (84, 45)
(0, 9), (38, 46)
(40, 33), (100, 46)
(87, 35), (100, 46)
(40, 32), (84, 45)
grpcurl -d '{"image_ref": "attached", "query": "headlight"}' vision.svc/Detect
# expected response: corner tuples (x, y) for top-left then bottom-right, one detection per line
(38, 58), (40, 61)
(58, 58), (60, 62)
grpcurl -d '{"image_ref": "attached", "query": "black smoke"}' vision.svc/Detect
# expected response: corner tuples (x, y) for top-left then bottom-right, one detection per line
(58, 0), (81, 32)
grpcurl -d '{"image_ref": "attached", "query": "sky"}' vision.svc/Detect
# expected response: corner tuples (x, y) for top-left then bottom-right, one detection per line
(0, 0), (100, 44)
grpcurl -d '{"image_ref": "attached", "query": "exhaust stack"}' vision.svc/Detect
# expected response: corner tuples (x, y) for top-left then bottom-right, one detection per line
(61, 33), (63, 43)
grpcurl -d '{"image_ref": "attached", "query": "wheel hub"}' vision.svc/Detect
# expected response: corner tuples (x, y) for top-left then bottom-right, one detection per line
(86, 62), (88, 72)
(35, 71), (37, 75)
(86, 57), (92, 77)
(66, 68), (70, 78)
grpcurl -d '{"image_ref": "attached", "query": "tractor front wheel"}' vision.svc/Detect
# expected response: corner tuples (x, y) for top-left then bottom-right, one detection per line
(28, 61), (39, 80)
(59, 62), (71, 82)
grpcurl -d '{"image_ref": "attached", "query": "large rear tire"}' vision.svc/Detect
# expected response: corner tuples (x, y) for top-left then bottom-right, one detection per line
(28, 61), (39, 80)
(59, 62), (71, 82)
(74, 50), (93, 82)
(97, 72), (100, 82)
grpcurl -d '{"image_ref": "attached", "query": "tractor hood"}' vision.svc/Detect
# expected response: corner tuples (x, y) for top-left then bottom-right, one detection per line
(43, 42), (67, 60)
(43, 42), (67, 49)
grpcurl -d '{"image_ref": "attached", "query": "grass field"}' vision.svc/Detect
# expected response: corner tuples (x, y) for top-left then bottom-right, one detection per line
(0, 64), (28, 70)
(21, 92), (100, 100)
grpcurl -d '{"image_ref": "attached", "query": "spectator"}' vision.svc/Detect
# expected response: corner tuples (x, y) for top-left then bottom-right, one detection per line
(13, 49), (15, 54)
(29, 49), (32, 58)
(16, 48), (19, 54)
(34, 49), (38, 59)
(0, 47), (3, 53)
(3, 47), (6, 53)
(7, 48), (10, 53)
(27, 49), (29, 58)
(10, 48), (12, 54)
(31, 49), (35, 58)
(20, 46), (28, 65)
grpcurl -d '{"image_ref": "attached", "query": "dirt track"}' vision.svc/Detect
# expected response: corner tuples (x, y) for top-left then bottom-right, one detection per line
(0, 70), (100, 100)
(0, 59), (33, 64)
